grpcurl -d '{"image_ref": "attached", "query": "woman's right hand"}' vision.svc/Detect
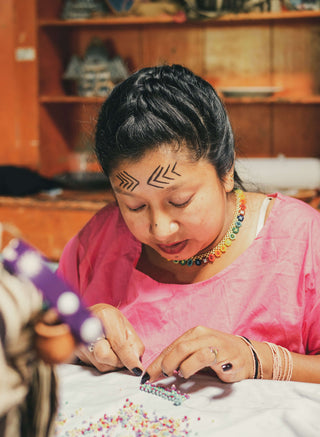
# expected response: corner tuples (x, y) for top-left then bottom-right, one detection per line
(76, 303), (145, 376)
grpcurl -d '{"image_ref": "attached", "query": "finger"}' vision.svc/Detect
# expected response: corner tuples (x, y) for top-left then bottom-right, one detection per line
(212, 360), (244, 383)
(93, 338), (123, 368)
(144, 329), (210, 383)
(108, 330), (145, 376)
(76, 342), (121, 373)
(178, 346), (218, 379)
(90, 304), (145, 375)
(161, 337), (218, 378)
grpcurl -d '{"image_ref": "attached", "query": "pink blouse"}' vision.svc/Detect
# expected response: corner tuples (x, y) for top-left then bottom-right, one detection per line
(58, 193), (320, 366)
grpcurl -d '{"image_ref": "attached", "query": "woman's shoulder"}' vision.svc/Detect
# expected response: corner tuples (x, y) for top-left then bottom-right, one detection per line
(265, 192), (320, 239)
(271, 192), (320, 220)
(79, 202), (126, 238)
(73, 201), (138, 259)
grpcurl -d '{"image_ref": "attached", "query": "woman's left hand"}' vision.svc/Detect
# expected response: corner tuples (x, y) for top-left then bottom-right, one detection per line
(143, 326), (255, 384)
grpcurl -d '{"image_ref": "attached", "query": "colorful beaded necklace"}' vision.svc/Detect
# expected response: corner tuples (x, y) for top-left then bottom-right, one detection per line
(172, 188), (246, 267)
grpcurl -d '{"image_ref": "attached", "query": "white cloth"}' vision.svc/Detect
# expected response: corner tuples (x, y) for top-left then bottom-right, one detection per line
(54, 364), (320, 436)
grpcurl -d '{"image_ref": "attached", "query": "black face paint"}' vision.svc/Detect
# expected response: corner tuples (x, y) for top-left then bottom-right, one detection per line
(116, 171), (140, 192)
(147, 162), (181, 189)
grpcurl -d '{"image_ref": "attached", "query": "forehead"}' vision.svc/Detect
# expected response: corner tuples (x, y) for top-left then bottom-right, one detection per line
(111, 145), (196, 179)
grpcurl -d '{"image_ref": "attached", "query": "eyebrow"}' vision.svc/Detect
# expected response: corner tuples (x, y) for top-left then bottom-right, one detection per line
(113, 182), (185, 196)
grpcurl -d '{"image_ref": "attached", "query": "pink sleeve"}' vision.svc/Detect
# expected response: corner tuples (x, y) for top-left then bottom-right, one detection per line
(57, 235), (83, 296)
(302, 210), (320, 354)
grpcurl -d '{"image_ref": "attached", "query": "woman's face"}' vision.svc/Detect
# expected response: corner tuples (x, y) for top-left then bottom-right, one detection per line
(110, 145), (234, 261)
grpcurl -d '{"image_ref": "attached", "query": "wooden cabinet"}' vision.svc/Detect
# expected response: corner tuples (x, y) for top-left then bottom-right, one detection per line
(1, 2), (320, 174)
(35, 2), (320, 177)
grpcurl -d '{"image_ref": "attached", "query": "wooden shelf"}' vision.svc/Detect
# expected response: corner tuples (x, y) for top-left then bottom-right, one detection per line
(40, 96), (106, 104)
(38, 10), (320, 27)
(39, 95), (320, 105)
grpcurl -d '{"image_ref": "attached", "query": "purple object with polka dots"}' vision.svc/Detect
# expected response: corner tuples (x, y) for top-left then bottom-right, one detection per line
(2, 238), (103, 345)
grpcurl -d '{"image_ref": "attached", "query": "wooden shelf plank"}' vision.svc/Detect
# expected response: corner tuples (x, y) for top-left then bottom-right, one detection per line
(39, 95), (320, 104)
(38, 10), (320, 27)
(40, 95), (106, 104)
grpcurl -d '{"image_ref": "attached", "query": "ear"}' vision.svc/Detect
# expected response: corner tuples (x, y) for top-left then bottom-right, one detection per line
(223, 166), (235, 193)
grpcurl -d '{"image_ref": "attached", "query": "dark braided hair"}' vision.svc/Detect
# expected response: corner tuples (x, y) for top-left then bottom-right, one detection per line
(95, 64), (242, 188)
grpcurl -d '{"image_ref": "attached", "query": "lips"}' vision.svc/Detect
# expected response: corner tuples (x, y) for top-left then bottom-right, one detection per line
(157, 240), (188, 255)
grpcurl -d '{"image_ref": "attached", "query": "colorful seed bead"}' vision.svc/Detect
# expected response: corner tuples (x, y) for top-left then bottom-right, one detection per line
(225, 238), (232, 246)
(187, 259), (193, 266)
(195, 259), (202, 265)
(215, 250), (222, 258)
(220, 245), (227, 253)
(208, 254), (215, 262)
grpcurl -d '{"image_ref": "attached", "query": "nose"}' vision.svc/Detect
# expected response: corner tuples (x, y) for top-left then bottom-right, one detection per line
(149, 211), (178, 240)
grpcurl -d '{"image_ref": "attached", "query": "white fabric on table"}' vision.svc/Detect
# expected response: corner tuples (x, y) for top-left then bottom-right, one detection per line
(54, 364), (320, 436)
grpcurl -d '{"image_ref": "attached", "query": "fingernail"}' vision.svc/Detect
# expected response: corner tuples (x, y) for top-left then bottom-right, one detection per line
(222, 363), (233, 372)
(132, 367), (143, 376)
(140, 372), (150, 384)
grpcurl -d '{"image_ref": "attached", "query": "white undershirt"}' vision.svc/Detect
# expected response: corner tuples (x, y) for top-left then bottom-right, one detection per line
(256, 196), (273, 236)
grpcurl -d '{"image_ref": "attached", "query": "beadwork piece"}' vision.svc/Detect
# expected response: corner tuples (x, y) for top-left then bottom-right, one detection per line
(139, 382), (190, 406)
(172, 188), (246, 266)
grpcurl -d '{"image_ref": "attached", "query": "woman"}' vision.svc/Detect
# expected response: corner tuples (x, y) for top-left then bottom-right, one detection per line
(58, 64), (320, 384)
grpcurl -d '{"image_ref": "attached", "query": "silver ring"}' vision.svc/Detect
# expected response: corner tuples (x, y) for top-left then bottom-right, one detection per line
(88, 336), (104, 353)
(209, 347), (218, 360)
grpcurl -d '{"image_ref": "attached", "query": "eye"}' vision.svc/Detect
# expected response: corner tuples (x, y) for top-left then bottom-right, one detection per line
(127, 204), (146, 212)
(170, 197), (191, 208)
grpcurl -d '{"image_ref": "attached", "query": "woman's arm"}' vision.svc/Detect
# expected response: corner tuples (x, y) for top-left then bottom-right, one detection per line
(253, 340), (320, 384)
(142, 326), (320, 384)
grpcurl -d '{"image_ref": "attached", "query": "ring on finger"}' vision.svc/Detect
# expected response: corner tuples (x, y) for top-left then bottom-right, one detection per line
(88, 336), (104, 353)
(209, 347), (218, 360)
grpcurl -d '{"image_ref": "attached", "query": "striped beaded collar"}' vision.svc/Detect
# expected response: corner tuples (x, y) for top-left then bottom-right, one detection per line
(172, 189), (246, 267)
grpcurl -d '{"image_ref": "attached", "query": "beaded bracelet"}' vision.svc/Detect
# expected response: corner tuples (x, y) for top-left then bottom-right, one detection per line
(264, 342), (293, 381)
(238, 336), (263, 379)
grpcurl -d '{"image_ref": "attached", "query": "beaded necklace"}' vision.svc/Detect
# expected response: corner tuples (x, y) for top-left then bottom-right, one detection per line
(172, 188), (246, 267)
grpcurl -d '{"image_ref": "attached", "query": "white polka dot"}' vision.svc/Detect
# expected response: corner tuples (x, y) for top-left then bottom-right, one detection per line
(57, 292), (80, 315)
(80, 317), (103, 343)
(2, 246), (18, 261)
(17, 251), (42, 277)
